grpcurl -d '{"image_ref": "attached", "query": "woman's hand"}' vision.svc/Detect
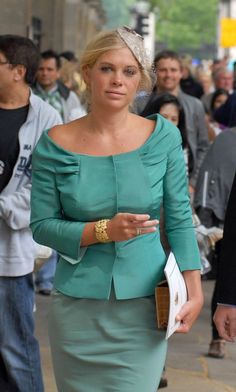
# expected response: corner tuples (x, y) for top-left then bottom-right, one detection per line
(175, 297), (203, 333)
(175, 270), (204, 334)
(107, 213), (159, 242)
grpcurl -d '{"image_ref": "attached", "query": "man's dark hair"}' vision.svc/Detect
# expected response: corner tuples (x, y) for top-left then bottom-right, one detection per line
(0, 34), (40, 85)
(41, 49), (61, 69)
(154, 50), (182, 68)
(60, 51), (77, 62)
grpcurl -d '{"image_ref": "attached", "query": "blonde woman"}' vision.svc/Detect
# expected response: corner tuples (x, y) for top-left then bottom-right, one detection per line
(30, 27), (203, 392)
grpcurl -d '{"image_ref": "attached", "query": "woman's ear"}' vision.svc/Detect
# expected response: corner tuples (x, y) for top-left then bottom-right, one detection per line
(82, 65), (91, 87)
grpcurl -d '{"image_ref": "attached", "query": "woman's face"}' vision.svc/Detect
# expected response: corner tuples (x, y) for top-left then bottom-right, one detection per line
(85, 48), (141, 110)
(213, 93), (228, 110)
(159, 103), (179, 126)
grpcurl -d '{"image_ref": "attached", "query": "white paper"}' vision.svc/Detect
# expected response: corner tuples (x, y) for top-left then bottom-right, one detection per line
(164, 252), (187, 339)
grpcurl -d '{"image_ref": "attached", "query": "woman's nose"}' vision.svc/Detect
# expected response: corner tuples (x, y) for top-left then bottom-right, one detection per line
(112, 73), (122, 86)
(112, 80), (122, 86)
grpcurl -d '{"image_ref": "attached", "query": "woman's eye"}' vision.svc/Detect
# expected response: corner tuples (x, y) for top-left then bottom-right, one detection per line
(100, 66), (112, 73)
(124, 68), (137, 76)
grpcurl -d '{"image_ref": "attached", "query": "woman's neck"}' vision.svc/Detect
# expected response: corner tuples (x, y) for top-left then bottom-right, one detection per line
(87, 107), (131, 136)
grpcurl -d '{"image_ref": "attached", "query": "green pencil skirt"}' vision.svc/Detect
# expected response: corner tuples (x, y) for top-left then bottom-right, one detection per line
(48, 287), (168, 392)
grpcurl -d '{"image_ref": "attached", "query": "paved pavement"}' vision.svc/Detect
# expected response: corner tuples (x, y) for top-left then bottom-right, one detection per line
(35, 280), (236, 392)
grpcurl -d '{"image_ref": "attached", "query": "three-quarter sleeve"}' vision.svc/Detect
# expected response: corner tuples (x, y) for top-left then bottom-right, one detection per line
(163, 130), (201, 271)
(30, 135), (87, 263)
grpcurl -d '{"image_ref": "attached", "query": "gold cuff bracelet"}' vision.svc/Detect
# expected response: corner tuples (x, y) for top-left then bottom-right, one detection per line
(94, 219), (110, 243)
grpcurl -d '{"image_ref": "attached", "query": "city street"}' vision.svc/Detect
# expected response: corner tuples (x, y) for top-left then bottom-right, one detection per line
(1, 1), (236, 391)
(35, 280), (236, 392)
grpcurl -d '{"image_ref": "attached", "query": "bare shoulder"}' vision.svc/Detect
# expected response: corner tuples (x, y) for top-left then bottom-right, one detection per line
(130, 113), (156, 133)
(48, 123), (66, 142)
(48, 116), (88, 148)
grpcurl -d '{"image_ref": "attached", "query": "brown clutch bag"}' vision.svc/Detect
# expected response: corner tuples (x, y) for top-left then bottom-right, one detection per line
(155, 252), (187, 338)
(155, 280), (170, 330)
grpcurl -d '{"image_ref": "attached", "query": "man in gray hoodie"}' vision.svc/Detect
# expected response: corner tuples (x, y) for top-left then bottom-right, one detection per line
(0, 35), (61, 391)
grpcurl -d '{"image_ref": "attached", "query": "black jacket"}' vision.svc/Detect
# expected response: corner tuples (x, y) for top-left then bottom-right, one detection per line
(218, 173), (236, 305)
(214, 92), (236, 127)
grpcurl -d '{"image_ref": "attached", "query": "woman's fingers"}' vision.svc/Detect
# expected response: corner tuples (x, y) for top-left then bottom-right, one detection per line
(175, 299), (203, 334)
(131, 218), (159, 236)
(125, 214), (159, 230)
(133, 219), (159, 228)
(133, 225), (157, 236)
(125, 213), (151, 222)
(107, 213), (159, 241)
(118, 213), (159, 231)
(176, 321), (191, 334)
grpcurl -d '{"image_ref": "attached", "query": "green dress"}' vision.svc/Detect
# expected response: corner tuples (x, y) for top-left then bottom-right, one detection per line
(31, 114), (201, 392)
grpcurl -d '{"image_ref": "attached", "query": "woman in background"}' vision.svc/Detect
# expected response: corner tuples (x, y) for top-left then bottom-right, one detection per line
(207, 88), (229, 141)
(141, 93), (190, 388)
(141, 93), (189, 177)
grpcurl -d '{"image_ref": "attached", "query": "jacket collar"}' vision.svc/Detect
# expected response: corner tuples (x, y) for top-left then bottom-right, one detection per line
(24, 90), (43, 124)
(34, 80), (70, 100)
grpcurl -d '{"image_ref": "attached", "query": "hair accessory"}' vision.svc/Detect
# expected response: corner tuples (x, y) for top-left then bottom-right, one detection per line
(116, 26), (150, 69)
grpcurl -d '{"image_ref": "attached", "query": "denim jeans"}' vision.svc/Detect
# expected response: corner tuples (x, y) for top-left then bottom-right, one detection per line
(0, 273), (44, 392)
(35, 250), (57, 291)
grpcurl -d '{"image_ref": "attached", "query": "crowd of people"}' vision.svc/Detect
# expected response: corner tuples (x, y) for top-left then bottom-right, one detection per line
(0, 26), (235, 392)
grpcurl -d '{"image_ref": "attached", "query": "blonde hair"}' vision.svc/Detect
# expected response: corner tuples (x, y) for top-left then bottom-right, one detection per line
(79, 29), (153, 104)
(59, 60), (79, 90)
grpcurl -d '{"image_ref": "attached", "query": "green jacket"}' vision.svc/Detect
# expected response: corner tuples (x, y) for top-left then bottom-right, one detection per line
(30, 114), (200, 299)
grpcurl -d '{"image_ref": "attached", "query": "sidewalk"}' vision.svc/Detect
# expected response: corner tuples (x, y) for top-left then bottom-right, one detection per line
(165, 280), (236, 392)
(35, 280), (236, 392)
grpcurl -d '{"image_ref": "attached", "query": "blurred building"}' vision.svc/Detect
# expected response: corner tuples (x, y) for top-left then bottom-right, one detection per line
(0, 0), (106, 55)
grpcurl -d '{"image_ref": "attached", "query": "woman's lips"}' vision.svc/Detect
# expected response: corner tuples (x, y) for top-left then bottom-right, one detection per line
(105, 90), (125, 95)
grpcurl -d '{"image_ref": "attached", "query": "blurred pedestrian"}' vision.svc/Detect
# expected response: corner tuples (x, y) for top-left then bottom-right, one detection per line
(207, 88), (229, 141)
(194, 127), (236, 358)
(180, 55), (204, 99)
(141, 92), (188, 389)
(30, 27), (203, 392)
(34, 49), (84, 123)
(60, 50), (77, 62)
(197, 71), (213, 96)
(135, 49), (209, 197)
(59, 55), (87, 106)
(33, 49), (86, 295)
(213, 173), (236, 342)
(214, 90), (236, 128)
(201, 67), (233, 115)
(0, 34), (61, 392)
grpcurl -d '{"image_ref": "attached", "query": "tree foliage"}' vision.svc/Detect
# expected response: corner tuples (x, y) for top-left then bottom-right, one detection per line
(150, 0), (218, 57)
(102, 0), (218, 58)
(101, 0), (136, 29)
